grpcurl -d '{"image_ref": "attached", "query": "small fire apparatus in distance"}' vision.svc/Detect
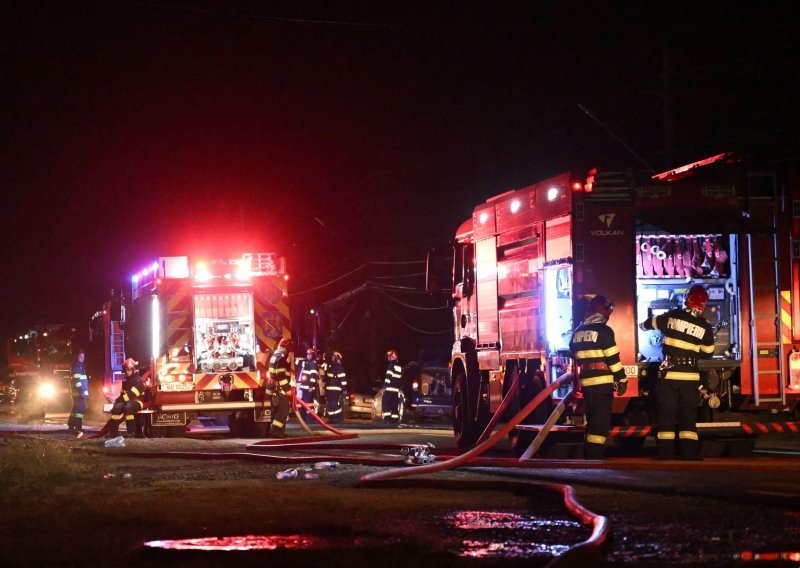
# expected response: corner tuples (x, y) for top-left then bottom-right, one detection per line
(448, 153), (800, 448)
(105, 253), (290, 437)
(4, 325), (77, 420)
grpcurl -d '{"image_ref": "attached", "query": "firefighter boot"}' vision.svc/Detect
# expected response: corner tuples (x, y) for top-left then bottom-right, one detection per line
(678, 432), (701, 461)
(106, 418), (121, 438)
(270, 420), (287, 438)
(656, 431), (676, 460)
(125, 416), (137, 437)
(584, 442), (606, 460)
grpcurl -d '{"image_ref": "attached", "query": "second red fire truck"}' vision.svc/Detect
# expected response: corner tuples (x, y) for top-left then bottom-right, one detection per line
(93, 252), (290, 437)
(446, 153), (800, 449)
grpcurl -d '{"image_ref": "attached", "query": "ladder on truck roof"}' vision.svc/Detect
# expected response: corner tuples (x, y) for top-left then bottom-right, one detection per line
(746, 172), (785, 406)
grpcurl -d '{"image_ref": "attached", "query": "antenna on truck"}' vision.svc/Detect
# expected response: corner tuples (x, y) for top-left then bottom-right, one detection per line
(578, 104), (656, 173)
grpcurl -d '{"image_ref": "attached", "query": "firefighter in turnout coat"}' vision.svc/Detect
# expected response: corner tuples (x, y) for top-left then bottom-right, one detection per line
(640, 284), (714, 460)
(267, 338), (293, 438)
(107, 358), (145, 438)
(67, 349), (89, 438)
(298, 348), (319, 420)
(569, 295), (627, 459)
(381, 349), (403, 424)
(325, 351), (348, 423)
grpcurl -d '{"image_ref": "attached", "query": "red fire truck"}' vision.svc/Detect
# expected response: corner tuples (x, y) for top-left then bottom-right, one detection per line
(447, 153), (800, 448)
(4, 325), (77, 419)
(96, 252), (290, 437)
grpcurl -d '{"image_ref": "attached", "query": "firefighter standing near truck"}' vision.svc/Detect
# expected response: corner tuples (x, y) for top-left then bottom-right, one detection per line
(267, 338), (293, 438)
(298, 348), (319, 420)
(640, 284), (714, 460)
(107, 358), (145, 438)
(66, 349), (88, 438)
(325, 351), (348, 423)
(569, 295), (628, 460)
(381, 349), (403, 424)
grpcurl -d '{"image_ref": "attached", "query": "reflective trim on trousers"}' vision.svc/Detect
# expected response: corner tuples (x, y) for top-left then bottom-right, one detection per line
(664, 371), (700, 381)
(679, 431), (698, 441)
(385, 387), (400, 393)
(586, 434), (607, 445)
(657, 431), (676, 440)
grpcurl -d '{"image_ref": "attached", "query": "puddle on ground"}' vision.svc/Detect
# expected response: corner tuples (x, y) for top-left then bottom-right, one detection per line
(144, 534), (328, 551)
(143, 508), (585, 561)
(441, 510), (579, 559)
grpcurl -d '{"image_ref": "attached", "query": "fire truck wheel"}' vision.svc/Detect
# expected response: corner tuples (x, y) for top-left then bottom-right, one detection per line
(227, 413), (244, 437)
(453, 371), (481, 448)
(243, 418), (269, 438)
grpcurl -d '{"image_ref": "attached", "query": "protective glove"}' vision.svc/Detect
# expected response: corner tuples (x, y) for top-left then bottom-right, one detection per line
(615, 381), (628, 396)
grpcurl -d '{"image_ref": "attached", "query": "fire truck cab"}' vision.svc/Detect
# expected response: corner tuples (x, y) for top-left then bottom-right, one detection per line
(449, 153), (799, 448)
(97, 252), (290, 437)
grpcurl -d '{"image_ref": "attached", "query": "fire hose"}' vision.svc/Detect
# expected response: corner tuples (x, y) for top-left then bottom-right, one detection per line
(356, 372), (611, 567)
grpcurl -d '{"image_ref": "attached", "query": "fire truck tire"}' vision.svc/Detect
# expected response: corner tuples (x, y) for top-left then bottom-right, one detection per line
(149, 425), (184, 438)
(243, 418), (269, 438)
(453, 371), (482, 448)
(228, 413), (244, 437)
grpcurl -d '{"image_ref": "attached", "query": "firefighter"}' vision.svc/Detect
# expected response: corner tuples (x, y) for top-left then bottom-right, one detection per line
(569, 295), (628, 460)
(381, 349), (403, 424)
(298, 348), (319, 420)
(640, 284), (714, 460)
(266, 338), (293, 438)
(66, 349), (89, 438)
(325, 351), (348, 423)
(107, 358), (146, 438)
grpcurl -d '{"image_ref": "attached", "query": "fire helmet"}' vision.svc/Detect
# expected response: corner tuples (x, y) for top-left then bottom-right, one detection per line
(386, 349), (398, 360)
(587, 295), (614, 318)
(122, 358), (138, 371)
(277, 338), (292, 350)
(332, 351), (343, 361)
(684, 285), (709, 311)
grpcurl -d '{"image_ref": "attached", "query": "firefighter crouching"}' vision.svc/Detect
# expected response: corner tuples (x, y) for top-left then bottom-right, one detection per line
(381, 349), (403, 424)
(107, 358), (145, 438)
(67, 349), (88, 438)
(569, 295), (628, 460)
(640, 284), (714, 460)
(267, 338), (293, 438)
(325, 351), (348, 423)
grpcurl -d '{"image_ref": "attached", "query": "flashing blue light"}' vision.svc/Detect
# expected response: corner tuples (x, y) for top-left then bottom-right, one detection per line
(132, 274), (140, 283)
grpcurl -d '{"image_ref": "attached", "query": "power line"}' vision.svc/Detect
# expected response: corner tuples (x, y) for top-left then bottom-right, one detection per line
(382, 300), (451, 336)
(377, 288), (449, 311)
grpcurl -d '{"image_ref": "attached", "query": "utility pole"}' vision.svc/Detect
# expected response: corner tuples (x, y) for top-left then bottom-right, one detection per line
(662, 46), (675, 170)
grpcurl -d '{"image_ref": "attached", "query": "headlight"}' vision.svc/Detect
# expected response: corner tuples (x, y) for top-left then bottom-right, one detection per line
(38, 383), (57, 399)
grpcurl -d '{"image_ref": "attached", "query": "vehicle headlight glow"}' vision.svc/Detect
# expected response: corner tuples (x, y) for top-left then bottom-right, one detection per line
(38, 383), (56, 399)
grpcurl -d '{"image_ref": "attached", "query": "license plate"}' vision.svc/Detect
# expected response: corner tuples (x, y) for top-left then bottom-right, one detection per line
(160, 382), (194, 392)
(151, 411), (187, 426)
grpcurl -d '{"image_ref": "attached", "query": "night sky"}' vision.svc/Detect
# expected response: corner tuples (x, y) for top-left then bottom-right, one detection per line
(2, 1), (798, 375)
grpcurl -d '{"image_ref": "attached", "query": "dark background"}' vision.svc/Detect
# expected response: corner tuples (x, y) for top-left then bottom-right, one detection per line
(2, 1), (798, 385)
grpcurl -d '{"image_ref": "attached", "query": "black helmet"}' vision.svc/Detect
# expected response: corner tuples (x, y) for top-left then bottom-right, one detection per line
(587, 295), (614, 317)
